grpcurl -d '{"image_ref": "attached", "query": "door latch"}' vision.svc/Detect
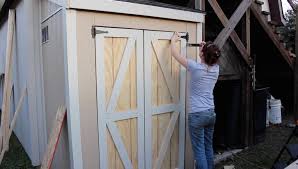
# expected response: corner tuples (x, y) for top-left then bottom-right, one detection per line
(180, 32), (203, 47)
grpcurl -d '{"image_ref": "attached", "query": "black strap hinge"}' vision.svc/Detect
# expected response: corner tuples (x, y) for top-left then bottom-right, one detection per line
(91, 27), (109, 38)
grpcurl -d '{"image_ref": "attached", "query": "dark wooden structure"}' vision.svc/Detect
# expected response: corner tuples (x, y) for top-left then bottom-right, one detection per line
(204, 0), (295, 149)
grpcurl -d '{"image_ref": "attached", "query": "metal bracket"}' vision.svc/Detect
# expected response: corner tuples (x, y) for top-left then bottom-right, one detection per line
(91, 27), (109, 38)
(180, 32), (189, 42)
(180, 32), (203, 48)
(187, 43), (203, 47)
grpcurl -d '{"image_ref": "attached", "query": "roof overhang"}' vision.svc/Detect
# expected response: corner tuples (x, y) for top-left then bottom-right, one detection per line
(69, 0), (205, 23)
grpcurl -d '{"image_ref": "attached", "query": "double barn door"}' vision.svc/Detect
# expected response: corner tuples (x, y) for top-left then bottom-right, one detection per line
(95, 27), (186, 169)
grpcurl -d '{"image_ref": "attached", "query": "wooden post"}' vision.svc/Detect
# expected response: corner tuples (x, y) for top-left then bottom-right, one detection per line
(201, 0), (205, 41)
(1, 9), (15, 152)
(246, 10), (251, 56)
(294, 7), (298, 123)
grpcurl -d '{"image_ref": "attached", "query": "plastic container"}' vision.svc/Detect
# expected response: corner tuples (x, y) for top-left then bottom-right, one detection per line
(269, 99), (282, 124)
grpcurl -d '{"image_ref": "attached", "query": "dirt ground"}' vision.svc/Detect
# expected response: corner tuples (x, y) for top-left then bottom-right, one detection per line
(215, 116), (297, 169)
(1, 117), (297, 169)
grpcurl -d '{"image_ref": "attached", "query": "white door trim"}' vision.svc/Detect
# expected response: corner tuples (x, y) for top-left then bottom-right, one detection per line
(63, 9), (83, 169)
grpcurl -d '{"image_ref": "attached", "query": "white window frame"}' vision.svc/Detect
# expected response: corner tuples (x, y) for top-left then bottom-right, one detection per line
(68, 0), (205, 23)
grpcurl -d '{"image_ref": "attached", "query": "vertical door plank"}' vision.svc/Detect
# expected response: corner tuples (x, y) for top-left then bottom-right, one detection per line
(113, 38), (128, 169)
(171, 41), (181, 168)
(157, 40), (171, 169)
(130, 42), (138, 169)
(151, 42), (159, 167)
(104, 38), (116, 169)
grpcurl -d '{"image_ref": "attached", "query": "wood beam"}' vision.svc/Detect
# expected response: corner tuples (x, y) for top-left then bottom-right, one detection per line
(294, 8), (298, 123)
(246, 10), (251, 56)
(208, 0), (251, 65)
(1, 9), (15, 152)
(213, 0), (253, 49)
(250, 3), (294, 69)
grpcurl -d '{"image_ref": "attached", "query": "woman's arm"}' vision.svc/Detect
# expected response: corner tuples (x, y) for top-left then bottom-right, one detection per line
(170, 32), (188, 68)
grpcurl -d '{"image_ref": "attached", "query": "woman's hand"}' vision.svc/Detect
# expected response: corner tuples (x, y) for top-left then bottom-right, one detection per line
(170, 32), (187, 68)
(171, 32), (180, 44)
(199, 41), (206, 48)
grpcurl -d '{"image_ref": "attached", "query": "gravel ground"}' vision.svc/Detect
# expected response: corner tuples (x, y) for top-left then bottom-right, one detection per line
(215, 124), (297, 169)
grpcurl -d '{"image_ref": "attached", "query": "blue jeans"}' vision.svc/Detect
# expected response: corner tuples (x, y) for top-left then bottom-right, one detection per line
(188, 109), (216, 169)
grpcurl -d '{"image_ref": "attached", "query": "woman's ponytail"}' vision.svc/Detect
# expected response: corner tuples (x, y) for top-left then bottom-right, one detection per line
(202, 41), (221, 66)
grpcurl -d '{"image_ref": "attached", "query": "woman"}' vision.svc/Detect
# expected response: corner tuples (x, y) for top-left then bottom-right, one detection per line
(171, 32), (221, 169)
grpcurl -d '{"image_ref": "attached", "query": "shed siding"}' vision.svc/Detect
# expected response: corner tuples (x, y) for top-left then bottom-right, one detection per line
(76, 10), (199, 169)
(0, 20), (7, 74)
(0, 0), (41, 165)
(41, 0), (62, 21)
(41, 10), (70, 169)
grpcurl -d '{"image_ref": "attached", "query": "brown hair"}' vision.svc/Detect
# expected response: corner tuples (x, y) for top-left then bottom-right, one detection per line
(202, 41), (221, 66)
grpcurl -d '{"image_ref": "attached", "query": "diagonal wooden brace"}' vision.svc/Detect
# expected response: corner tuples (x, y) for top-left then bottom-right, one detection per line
(250, 3), (294, 69)
(213, 0), (253, 49)
(208, 0), (251, 65)
(1, 9), (15, 152)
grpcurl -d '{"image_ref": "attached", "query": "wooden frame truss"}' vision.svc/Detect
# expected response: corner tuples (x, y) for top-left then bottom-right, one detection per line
(207, 0), (294, 69)
(208, 0), (252, 65)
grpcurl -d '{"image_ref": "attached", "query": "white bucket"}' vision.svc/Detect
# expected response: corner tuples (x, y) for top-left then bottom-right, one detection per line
(269, 99), (282, 124)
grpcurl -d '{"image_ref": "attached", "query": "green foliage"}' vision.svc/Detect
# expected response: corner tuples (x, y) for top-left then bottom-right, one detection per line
(279, 10), (296, 52)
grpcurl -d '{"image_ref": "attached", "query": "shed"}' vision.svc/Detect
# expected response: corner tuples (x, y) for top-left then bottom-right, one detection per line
(0, 0), (296, 169)
(0, 0), (205, 168)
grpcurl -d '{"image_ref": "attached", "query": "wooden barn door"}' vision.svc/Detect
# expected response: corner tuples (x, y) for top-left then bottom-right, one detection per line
(95, 27), (144, 169)
(144, 31), (187, 169)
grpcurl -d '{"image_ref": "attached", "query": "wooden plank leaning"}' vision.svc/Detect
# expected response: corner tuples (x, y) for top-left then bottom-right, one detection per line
(0, 88), (27, 164)
(40, 106), (66, 169)
(1, 9), (16, 152)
